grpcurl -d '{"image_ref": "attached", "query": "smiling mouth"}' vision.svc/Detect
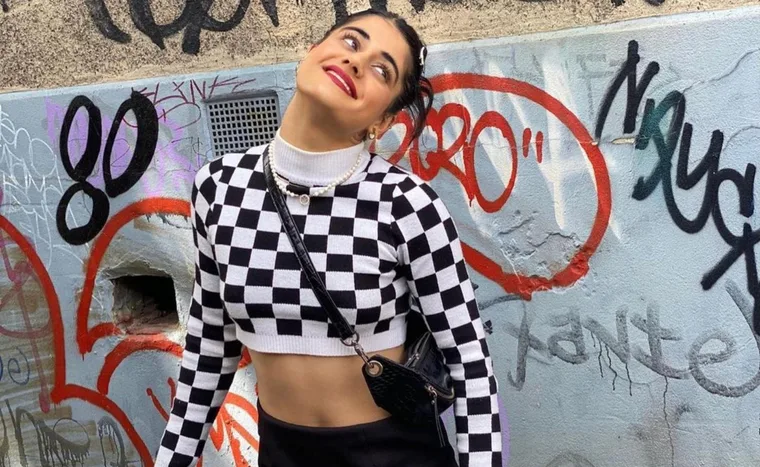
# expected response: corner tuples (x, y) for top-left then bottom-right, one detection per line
(324, 68), (356, 99)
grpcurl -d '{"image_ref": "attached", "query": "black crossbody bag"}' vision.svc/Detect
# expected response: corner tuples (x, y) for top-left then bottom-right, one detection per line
(262, 150), (455, 445)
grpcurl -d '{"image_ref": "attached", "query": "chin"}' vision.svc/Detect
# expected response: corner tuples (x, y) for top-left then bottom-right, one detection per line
(294, 71), (374, 137)
(298, 80), (352, 114)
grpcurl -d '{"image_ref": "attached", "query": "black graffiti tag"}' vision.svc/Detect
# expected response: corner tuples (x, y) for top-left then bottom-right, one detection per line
(595, 40), (760, 334)
(85, 0), (251, 55)
(85, 0), (461, 54)
(57, 90), (158, 246)
(0, 401), (128, 467)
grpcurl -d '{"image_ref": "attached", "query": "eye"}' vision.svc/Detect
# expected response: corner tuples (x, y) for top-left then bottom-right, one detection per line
(374, 64), (390, 82)
(342, 33), (359, 50)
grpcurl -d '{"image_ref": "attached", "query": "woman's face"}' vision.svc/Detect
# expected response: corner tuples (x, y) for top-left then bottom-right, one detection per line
(295, 15), (412, 140)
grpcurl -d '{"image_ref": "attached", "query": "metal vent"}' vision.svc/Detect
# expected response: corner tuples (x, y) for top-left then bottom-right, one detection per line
(206, 93), (281, 158)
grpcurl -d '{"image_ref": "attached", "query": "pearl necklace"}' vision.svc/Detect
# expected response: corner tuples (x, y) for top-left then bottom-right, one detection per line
(269, 137), (364, 206)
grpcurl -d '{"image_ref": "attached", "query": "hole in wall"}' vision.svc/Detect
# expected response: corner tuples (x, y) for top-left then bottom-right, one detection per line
(111, 275), (179, 334)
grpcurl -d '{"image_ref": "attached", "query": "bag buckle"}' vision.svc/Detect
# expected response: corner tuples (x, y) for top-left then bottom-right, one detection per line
(341, 332), (383, 377)
(340, 332), (369, 362)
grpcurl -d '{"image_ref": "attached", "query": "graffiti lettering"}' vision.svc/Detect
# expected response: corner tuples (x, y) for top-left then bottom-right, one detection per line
(1, 99), (184, 466)
(547, 308), (588, 364)
(0, 348), (30, 386)
(135, 76), (257, 127)
(507, 281), (760, 398)
(0, 225), (52, 411)
(56, 91), (158, 245)
(378, 74), (611, 299)
(689, 279), (760, 397)
(331, 0), (464, 20)
(85, 0), (463, 53)
(6, 401), (92, 467)
(0, 401), (127, 467)
(595, 40), (760, 334)
(84, 0), (251, 55)
(97, 417), (127, 467)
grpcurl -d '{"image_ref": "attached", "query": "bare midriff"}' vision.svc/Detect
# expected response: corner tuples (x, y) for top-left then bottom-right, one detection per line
(249, 344), (406, 427)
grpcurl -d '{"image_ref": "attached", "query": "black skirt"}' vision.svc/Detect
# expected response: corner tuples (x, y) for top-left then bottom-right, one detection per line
(257, 401), (459, 467)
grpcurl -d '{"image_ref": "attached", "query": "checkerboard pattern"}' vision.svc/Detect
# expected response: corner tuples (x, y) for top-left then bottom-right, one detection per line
(155, 145), (502, 466)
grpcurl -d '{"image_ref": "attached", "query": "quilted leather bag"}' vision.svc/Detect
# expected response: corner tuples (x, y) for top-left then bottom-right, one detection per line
(263, 149), (454, 445)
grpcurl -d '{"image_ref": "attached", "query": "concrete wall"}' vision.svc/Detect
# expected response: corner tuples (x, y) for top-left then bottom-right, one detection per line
(2, 5), (760, 466)
(2, 0), (760, 93)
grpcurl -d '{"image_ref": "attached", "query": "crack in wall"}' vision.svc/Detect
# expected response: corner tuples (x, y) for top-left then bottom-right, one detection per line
(606, 344), (619, 391)
(680, 48), (760, 96)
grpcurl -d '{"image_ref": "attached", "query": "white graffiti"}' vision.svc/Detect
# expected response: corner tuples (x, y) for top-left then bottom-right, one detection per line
(0, 104), (77, 266)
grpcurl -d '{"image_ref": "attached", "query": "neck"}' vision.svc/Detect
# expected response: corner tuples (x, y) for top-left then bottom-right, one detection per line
(279, 92), (362, 152)
(271, 130), (368, 186)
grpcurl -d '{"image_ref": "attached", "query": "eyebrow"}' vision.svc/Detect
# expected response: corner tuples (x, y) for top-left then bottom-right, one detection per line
(342, 26), (400, 83)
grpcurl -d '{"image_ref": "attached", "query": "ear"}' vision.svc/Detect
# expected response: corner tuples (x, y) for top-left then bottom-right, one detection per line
(374, 113), (397, 137)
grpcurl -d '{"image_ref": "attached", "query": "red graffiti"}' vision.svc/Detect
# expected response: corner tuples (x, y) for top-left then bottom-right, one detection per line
(377, 73), (611, 299)
(97, 335), (183, 394)
(0, 230), (52, 412)
(209, 393), (259, 466)
(98, 336), (253, 395)
(148, 378), (259, 466)
(146, 378), (175, 421)
(1, 194), (258, 466)
(76, 198), (190, 355)
(0, 72), (610, 467)
(0, 197), (195, 465)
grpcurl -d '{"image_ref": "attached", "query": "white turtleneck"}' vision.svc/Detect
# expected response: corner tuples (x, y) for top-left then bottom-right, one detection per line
(272, 130), (372, 187)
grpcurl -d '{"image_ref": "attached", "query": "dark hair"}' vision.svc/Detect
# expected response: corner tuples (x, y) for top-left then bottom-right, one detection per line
(320, 9), (434, 141)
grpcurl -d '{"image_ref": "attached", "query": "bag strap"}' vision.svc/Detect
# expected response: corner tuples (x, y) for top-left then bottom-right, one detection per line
(262, 146), (358, 343)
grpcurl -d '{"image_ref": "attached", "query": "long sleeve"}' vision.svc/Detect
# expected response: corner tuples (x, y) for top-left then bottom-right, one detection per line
(392, 176), (502, 467)
(155, 163), (243, 466)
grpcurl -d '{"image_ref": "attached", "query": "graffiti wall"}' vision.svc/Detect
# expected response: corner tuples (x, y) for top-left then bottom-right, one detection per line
(1, 0), (757, 93)
(2, 5), (760, 466)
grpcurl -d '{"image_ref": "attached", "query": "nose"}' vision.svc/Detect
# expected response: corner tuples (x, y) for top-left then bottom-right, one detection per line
(343, 57), (362, 77)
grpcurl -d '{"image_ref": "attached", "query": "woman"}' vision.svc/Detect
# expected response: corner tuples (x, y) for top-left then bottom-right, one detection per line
(155, 8), (502, 467)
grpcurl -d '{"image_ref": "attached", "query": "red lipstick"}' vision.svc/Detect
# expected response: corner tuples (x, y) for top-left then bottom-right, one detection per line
(324, 66), (357, 99)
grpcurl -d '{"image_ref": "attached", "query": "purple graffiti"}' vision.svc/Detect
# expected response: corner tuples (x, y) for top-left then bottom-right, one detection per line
(45, 97), (202, 199)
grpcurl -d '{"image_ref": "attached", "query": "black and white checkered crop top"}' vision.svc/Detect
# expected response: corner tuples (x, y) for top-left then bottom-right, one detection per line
(155, 134), (502, 467)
